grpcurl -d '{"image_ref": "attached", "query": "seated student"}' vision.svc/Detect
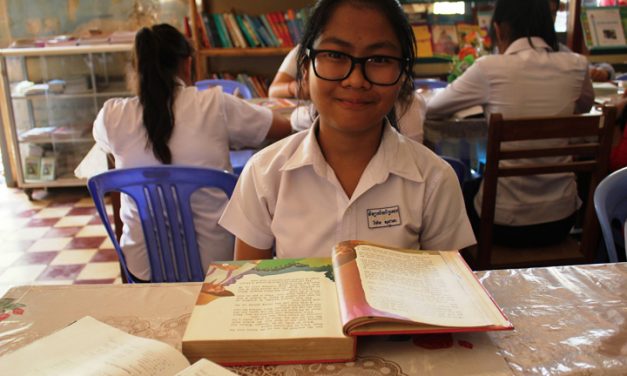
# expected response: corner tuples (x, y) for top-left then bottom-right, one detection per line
(427, 0), (594, 246)
(219, 0), (475, 260)
(93, 24), (291, 281)
(426, 0), (594, 247)
(270, 44), (427, 142)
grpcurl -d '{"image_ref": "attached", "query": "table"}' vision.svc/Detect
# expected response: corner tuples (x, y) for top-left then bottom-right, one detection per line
(424, 117), (487, 174)
(1, 263), (626, 375)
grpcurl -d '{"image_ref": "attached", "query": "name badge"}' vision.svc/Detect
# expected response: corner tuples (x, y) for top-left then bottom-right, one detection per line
(367, 206), (401, 229)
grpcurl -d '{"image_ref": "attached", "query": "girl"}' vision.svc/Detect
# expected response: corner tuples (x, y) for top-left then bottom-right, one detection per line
(426, 0), (594, 247)
(93, 24), (291, 281)
(219, 0), (475, 260)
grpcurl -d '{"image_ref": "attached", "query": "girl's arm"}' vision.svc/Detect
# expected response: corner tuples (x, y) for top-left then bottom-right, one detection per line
(264, 111), (293, 141)
(234, 238), (273, 260)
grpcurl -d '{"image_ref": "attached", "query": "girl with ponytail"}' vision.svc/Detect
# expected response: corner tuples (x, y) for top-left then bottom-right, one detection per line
(93, 24), (291, 281)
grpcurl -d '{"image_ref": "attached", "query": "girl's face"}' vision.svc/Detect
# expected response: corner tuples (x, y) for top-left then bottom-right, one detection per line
(307, 3), (404, 136)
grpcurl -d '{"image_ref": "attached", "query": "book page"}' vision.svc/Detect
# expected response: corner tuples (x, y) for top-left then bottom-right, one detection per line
(184, 260), (345, 341)
(175, 359), (237, 376)
(0, 316), (190, 376)
(354, 245), (492, 327)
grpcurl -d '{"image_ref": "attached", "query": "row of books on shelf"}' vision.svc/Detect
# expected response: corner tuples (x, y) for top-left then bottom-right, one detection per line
(188, 8), (309, 49)
(207, 73), (270, 98)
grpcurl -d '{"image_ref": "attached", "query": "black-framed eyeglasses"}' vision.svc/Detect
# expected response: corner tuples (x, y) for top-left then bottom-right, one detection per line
(307, 48), (409, 86)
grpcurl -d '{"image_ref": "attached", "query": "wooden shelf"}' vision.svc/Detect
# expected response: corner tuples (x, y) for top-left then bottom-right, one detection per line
(198, 47), (294, 57)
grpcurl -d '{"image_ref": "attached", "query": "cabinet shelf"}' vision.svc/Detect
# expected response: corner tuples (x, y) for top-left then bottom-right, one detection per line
(0, 45), (132, 190)
(198, 47), (294, 57)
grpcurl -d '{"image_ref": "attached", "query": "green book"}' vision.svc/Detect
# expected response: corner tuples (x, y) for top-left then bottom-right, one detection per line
(212, 13), (232, 48)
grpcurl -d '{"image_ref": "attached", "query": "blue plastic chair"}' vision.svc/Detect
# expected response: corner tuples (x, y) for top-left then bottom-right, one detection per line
(615, 73), (627, 81)
(229, 149), (255, 176)
(414, 78), (448, 90)
(87, 166), (238, 283)
(441, 156), (468, 185)
(195, 79), (253, 99)
(594, 166), (627, 262)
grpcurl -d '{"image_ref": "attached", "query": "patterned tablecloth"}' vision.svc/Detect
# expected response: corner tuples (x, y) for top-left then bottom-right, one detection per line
(1, 263), (626, 375)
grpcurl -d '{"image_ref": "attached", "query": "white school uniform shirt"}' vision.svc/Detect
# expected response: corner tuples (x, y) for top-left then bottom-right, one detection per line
(280, 45), (426, 142)
(93, 81), (273, 280)
(426, 37), (595, 226)
(219, 120), (476, 258)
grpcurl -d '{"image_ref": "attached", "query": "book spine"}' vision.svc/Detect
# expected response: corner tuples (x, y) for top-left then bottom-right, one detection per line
(284, 10), (300, 45)
(261, 13), (284, 47)
(235, 14), (257, 47)
(242, 14), (264, 47)
(253, 16), (277, 47)
(183, 16), (192, 38)
(212, 14), (232, 48)
(225, 13), (247, 48)
(196, 11), (211, 48)
(202, 14), (218, 48)
(270, 12), (293, 47)
(276, 11), (295, 47)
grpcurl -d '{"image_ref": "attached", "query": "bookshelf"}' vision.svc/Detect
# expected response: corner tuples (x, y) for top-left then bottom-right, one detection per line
(188, 0), (315, 83)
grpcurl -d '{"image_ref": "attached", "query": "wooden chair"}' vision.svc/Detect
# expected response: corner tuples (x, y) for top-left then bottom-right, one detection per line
(465, 105), (616, 270)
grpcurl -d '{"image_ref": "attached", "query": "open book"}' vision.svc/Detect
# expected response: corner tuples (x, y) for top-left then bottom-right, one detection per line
(0, 316), (236, 376)
(182, 241), (513, 365)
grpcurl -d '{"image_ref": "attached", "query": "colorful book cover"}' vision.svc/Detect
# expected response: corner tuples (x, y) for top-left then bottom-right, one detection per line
(235, 14), (256, 47)
(412, 24), (434, 58)
(431, 24), (459, 57)
(260, 14), (283, 47)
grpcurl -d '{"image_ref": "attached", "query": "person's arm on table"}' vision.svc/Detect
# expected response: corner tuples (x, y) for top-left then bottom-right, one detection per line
(234, 239), (273, 260)
(269, 72), (298, 98)
(426, 63), (488, 119)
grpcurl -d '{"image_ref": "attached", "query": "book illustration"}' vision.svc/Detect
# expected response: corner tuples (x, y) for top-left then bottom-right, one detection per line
(0, 297), (25, 322)
(196, 259), (334, 305)
(431, 24), (459, 57)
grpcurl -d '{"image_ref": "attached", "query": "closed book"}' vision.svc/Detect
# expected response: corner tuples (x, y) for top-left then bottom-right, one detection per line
(182, 240), (513, 365)
(284, 9), (301, 44)
(270, 11), (293, 47)
(241, 14), (264, 47)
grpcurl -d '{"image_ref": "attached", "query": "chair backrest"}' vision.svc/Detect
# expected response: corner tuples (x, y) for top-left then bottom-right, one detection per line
(594, 166), (627, 262)
(475, 105), (616, 270)
(414, 78), (448, 90)
(87, 166), (238, 283)
(195, 79), (253, 99)
(616, 73), (627, 81)
(441, 155), (467, 184)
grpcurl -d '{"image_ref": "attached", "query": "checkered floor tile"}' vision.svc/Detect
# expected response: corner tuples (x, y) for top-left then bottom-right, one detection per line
(0, 185), (121, 296)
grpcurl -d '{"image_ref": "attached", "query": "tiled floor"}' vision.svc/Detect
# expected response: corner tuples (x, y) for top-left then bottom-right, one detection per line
(0, 184), (121, 297)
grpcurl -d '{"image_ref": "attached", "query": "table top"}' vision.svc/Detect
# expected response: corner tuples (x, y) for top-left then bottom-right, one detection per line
(1, 263), (625, 375)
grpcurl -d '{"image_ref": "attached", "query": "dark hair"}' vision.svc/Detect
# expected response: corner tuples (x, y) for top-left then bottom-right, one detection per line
(490, 0), (558, 52)
(132, 23), (193, 164)
(295, 0), (416, 128)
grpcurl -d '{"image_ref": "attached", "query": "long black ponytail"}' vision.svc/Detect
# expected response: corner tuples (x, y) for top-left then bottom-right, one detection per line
(133, 24), (193, 164)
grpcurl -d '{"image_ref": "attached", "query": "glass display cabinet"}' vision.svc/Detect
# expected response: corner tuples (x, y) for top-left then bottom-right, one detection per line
(0, 45), (132, 199)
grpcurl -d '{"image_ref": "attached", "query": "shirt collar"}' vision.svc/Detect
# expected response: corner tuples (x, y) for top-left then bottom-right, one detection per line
(281, 118), (425, 185)
(175, 77), (186, 87)
(504, 37), (552, 55)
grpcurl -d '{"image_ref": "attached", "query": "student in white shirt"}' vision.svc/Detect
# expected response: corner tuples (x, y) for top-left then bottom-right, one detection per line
(93, 24), (291, 281)
(219, 0), (475, 260)
(426, 0), (594, 247)
(270, 44), (427, 143)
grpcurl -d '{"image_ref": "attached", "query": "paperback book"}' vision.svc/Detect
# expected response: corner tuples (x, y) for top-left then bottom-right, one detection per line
(182, 240), (513, 365)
